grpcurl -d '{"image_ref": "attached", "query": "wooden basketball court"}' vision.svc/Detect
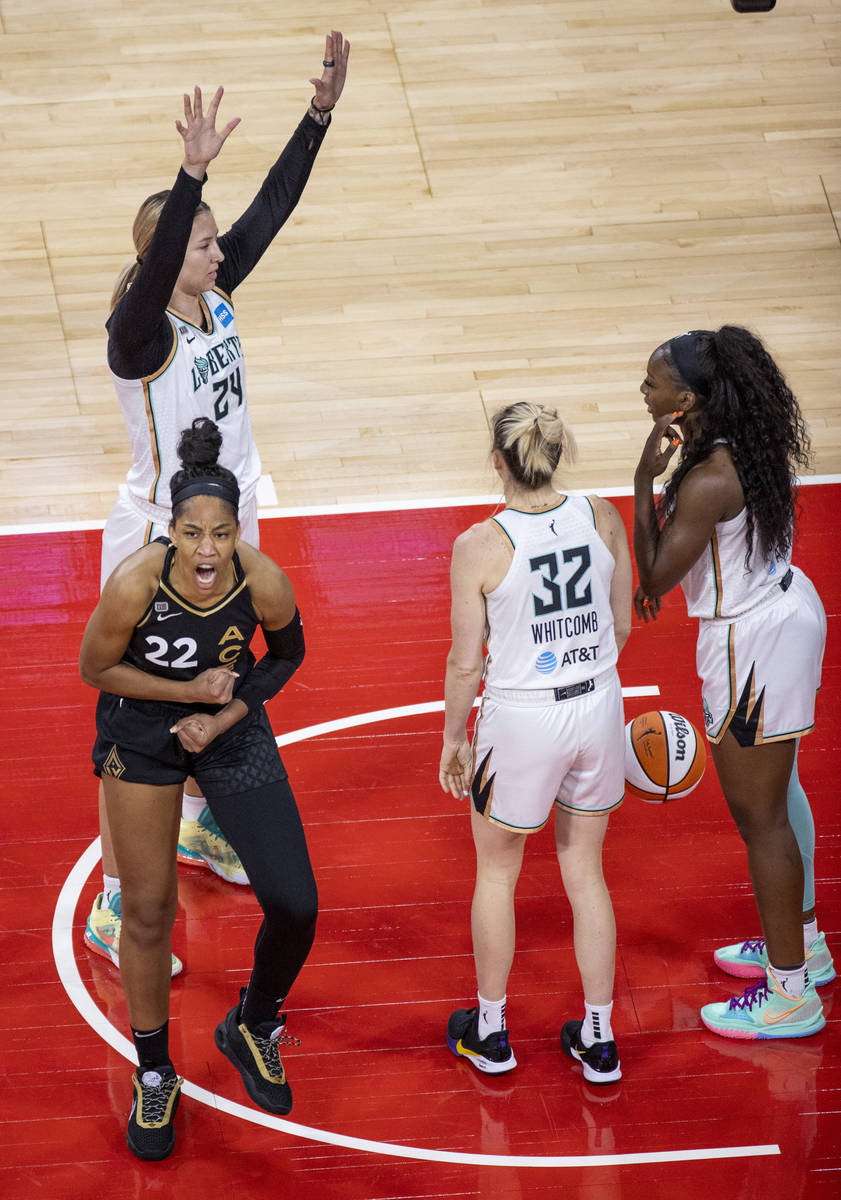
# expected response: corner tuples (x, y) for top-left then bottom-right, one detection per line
(1, 2), (839, 1197)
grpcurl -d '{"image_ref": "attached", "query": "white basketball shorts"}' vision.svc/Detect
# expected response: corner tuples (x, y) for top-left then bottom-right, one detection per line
(696, 567), (826, 746)
(100, 493), (259, 590)
(470, 670), (625, 832)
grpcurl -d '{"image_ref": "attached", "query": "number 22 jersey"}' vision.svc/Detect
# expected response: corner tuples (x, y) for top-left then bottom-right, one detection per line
(119, 542), (259, 708)
(484, 495), (619, 691)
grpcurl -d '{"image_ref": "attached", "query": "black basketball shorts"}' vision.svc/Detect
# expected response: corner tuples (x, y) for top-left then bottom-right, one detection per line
(92, 693), (288, 798)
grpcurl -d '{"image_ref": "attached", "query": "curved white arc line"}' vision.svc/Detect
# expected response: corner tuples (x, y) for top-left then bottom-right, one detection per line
(53, 706), (778, 1168)
(274, 688), (661, 748)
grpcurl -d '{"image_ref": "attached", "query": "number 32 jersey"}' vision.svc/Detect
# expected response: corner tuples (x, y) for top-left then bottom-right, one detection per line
(110, 289), (262, 526)
(485, 495), (619, 691)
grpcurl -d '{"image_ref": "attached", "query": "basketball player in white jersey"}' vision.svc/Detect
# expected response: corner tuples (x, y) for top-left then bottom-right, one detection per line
(440, 402), (632, 1084)
(634, 324), (832, 1040)
(85, 32), (349, 977)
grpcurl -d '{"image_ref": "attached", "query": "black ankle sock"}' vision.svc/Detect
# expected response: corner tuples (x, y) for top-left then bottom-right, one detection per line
(239, 982), (285, 1029)
(131, 1021), (173, 1072)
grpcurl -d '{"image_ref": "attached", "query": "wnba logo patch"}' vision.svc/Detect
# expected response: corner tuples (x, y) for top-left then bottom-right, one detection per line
(535, 650), (557, 674)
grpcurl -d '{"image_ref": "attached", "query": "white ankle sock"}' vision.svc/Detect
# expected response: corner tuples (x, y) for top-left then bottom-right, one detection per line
(768, 961), (807, 998)
(802, 917), (819, 952)
(182, 792), (206, 822)
(477, 993), (506, 1036)
(102, 873), (120, 908)
(581, 1001), (613, 1047)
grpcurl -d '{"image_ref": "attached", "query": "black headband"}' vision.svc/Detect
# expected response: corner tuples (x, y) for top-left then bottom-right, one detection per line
(667, 330), (715, 395)
(170, 475), (240, 513)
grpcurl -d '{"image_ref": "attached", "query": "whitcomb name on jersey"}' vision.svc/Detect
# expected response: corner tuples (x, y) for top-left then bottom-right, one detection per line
(531, 610), (600, 646)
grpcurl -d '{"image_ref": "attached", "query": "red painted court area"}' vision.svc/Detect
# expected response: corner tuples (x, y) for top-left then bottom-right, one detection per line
(2, 490), (839, 1199)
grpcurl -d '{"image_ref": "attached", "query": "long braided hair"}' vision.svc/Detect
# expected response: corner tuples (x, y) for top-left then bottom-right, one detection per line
(659, 325), (811, 565)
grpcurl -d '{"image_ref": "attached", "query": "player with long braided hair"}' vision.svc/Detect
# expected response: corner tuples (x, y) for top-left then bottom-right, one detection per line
(634, 324), (832, 1040)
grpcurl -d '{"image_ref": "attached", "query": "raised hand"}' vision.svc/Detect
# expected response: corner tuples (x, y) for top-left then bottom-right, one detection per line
(175, 86), (241, 175)
(309, 30), (350, 110)
(636, 411), (683, 481)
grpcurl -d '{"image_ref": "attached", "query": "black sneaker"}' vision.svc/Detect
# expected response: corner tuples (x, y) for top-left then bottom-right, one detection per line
(446, 1007), (517, 1074)
(561, 1019), (621, 1084)
(126, 1066), (182, 1161)
(214, 998), (299, 1114)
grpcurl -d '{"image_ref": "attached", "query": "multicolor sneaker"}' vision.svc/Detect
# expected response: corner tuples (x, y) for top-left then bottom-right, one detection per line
(126, 1066), (183, 1161)
(214, 992), (298, 1114)
(700, 969), (825, 1040)
(84, 892), (183, 978)
(714, 932), (836, 988)
(178, 805), (249, 885)
(561, 1020), (622, 1084)
(446, 1007), (517, 1075)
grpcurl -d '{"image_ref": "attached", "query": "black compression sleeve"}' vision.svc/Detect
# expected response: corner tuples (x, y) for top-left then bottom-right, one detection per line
(235, 609), (305, 713)
(107, 168), (205, 378)
(215, 114), (328, 293)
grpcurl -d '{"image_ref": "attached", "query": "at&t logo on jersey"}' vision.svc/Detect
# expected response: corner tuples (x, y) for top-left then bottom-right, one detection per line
(214, 301), (234, 327)
(535, 651), (557, 674)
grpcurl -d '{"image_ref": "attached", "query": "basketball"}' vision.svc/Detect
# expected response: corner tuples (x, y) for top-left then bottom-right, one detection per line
(624, 711), (706, 803)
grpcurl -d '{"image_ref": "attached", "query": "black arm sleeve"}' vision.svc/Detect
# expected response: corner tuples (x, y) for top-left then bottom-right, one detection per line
(106, 168), (206, 379)
(215, 113), (328, 294)
(235, 609), (306, 714)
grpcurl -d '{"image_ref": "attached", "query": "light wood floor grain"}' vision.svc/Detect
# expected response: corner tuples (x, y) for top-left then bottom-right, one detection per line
(1, 0), (839, 524)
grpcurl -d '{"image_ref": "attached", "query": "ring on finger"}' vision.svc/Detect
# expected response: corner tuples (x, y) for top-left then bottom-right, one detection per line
(323, 58), (335, 66)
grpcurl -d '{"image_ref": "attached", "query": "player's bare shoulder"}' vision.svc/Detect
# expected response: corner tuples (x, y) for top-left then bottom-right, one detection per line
(588, 495), (628, 558)
(455, 516), (511, 563)
(236, 539), (295, 625)
(452, 515), (513, 594)
(102, 540), (167, 610)
(678, 445), (744, 520)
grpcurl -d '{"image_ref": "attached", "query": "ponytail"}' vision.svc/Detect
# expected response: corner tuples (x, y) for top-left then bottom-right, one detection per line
(491, 402), (577, 490)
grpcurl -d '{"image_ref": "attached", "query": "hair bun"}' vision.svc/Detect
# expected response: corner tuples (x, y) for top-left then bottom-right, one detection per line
(176, 417), (223, 470)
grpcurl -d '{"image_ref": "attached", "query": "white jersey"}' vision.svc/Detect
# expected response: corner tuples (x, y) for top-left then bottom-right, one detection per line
(484, 496), (618, 691)
(110, 289), (261, 525)
(680, 507), (791, 620)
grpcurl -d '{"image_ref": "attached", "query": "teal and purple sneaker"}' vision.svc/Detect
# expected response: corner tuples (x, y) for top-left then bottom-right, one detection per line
(700, 969), (825, 1040)
(713, 932), (835, 987)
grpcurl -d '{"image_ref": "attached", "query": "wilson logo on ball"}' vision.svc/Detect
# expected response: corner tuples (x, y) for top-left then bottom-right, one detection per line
(624, 710), (706, 803)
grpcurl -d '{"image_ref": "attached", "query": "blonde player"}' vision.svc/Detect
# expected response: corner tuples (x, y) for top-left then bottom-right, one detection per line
(85, 33), (349, 976)
(439, 402), (632, 1084)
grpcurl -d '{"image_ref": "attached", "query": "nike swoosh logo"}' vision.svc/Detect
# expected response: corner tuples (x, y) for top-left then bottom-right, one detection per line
(456, 1040), (482, 1059)
(157, 612), (182, 621)
(764, 998), (807, 1024)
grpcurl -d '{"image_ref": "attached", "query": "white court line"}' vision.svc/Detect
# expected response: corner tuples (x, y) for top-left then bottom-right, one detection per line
(3, 474), (839, 537)
(53, 699), (779, 1167)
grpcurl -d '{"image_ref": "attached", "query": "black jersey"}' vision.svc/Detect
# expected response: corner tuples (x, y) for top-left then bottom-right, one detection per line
(123, 542), (259, 697)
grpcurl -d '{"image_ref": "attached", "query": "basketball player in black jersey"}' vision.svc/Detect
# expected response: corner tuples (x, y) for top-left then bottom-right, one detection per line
(79, 418), (316, 1161)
